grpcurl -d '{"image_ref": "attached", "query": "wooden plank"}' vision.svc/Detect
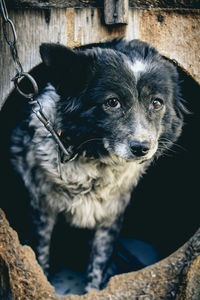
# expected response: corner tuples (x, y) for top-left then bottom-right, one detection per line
(5, 0), (200, 9)
(104, 0), (129, 25)
(6, 0), (103, 9)
(139, 9), (200, 86)
(131, 0), (200, 9)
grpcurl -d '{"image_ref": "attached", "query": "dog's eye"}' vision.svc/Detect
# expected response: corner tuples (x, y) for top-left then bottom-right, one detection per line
(150, 98), (163, 111)
(105, 98), (121, 109)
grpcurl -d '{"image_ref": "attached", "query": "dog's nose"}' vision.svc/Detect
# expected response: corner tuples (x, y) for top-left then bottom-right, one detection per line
(130, 140), (150, 157)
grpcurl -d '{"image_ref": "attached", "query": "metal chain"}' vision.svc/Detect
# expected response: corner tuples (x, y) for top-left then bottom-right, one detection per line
(0, 0), (72, 158)
(1, 0), (24, 75)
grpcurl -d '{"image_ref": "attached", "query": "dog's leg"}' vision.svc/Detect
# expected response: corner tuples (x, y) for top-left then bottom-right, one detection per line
(30, 205), (56, 276)
(85, 214), (123, 292)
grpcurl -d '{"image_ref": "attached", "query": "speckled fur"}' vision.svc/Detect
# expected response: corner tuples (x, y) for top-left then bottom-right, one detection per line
(10, 39), (185, 291)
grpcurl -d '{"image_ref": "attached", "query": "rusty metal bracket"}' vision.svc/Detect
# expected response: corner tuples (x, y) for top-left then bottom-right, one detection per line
(104, 0), (129, 25)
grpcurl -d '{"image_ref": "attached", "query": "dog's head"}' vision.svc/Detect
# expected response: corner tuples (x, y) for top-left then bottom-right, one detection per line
(40, 40), (185, 164)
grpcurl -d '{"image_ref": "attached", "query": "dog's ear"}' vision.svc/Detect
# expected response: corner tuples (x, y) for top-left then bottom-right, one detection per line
(40, 43), (95, 97)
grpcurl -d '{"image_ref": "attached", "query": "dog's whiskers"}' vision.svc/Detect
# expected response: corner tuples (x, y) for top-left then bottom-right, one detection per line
(159, 137), (187, 152)
(158, 143), (177, 154)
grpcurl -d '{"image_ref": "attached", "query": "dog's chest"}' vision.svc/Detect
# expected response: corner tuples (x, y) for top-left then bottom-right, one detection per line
(58, 157), (143, 228)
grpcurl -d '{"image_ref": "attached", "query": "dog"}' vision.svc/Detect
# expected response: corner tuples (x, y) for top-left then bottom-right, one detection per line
(10, 39), (185, 292)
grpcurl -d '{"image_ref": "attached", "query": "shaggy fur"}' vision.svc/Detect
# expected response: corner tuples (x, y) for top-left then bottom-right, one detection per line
(10, 39), (185, 292)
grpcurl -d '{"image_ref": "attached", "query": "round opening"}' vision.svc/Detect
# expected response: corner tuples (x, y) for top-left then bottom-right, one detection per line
(0, 62), (199, 295)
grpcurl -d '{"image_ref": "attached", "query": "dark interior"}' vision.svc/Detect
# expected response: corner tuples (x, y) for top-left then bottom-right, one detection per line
(0, 61), (199, 283)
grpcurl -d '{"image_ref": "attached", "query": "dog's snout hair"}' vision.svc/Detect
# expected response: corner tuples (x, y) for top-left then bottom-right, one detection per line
(119, 110), (159, 160)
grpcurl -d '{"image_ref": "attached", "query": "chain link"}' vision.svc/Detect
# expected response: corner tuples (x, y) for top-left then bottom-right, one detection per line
(2, 18), (17, 45)
(0, 0), (72, 158)
(12, 72), (39, 98)
(1, 0), (24, 77)
(0, 0), (8, 21)
(10, 44), (24, 74)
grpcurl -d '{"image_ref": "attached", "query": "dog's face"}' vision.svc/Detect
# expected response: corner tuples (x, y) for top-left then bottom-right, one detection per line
(40, 40), (184, 163)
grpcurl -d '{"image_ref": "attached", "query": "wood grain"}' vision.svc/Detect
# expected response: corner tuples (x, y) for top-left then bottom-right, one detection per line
(6, 0), (200, 9)
(104, 0), (129, 25)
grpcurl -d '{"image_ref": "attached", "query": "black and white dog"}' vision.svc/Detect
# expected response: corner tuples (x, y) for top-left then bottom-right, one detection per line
(10, 39), (185, 292)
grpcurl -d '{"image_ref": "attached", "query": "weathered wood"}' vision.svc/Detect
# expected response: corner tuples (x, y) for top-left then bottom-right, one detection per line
(5, 0), (200, 9)
(6, 0), (102, 9)
(139, 9), (200, 85)
(0, 208), (200, 299)
(104, 0), (129, 25)
(131, 0), (200, 9)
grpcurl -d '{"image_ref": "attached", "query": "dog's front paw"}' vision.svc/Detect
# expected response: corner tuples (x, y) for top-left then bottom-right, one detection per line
(84, 282), (99, 294)
(84, 275), (101, 294)
(37, 258), (50, 278)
